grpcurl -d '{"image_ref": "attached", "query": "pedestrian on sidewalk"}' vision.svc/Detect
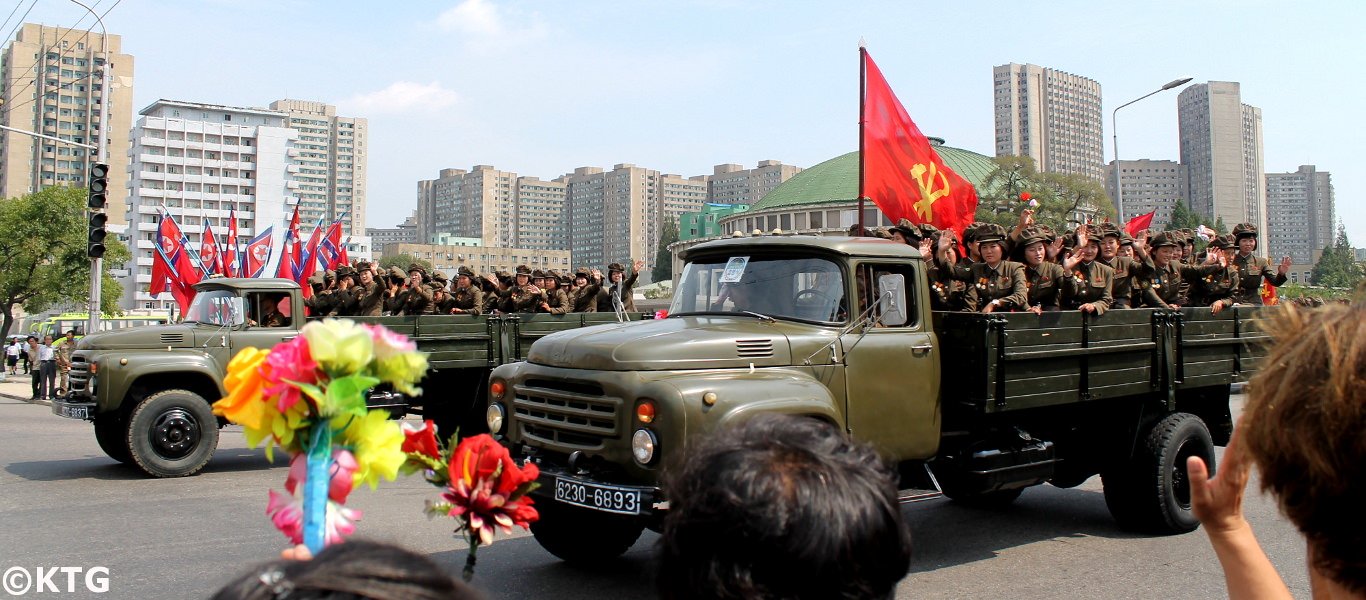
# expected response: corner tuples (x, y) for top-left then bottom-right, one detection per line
(5, 338), (19, 375)
(25, 336), (41, 399)
(56, 330), (76, 395)
(38, 335), (57, 400)
(21, 336), (32, 374)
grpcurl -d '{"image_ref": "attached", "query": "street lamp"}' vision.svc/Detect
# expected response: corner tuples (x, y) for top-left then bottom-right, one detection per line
(1111, 77), (1193, 221)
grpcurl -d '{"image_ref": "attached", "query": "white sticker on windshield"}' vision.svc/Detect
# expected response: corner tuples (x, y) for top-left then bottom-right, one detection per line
(719, 256), (750, 283)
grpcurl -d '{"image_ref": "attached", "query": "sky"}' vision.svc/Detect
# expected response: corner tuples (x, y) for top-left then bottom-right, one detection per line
(12, 0), (1365, 242)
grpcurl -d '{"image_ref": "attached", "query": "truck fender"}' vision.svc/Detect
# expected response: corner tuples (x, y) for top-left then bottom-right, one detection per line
(98, 351), (225, 414)
(688, 370), (843, 431)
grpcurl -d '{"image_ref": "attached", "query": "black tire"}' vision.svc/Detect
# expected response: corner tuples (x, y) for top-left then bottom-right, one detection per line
(530, 500), (645, 564)
(1102, 412), (1214, 534)
(94, 416), (132, 464)
(126, 389), (219, 478)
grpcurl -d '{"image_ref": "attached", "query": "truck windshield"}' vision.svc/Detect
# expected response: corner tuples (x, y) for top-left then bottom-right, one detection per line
(670, 255), (847, 324)
(182, 290), (245, 326)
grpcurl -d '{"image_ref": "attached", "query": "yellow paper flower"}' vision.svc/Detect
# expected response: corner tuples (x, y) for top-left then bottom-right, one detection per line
(303, 319), (374, 376)
(214, 347), (277, 449)
(334, 410), (406, 490)
(375, 352), (429, 396)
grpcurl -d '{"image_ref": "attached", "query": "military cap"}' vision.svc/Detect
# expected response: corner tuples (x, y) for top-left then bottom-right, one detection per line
(335, 265), (355, 278)
(388, 265), (407, 281)
(531, 269), (546, 279)
(1098, 222), (1123, 239)
(432, 270), (448, 283)
(457, 266), (475, 278)
(888, 218), (920, 243)
(1061, 229), (1078, 250)
(847, 224), (871, 237)
(607, 262), (626, 273)
(918, 223), (939, 238)
(308, 271), (326, 285)
(1119, 232), (1136, 247)
(1149, 231), (1181, 249)
(1232, 223), (1258, 240)
(1019, 226), (1052, 247)
(354, 260), (372, 272)
(974, 223), (1009, 245)
(1207, 235), (1233, 250)
(407, 263), (428, 279)
(323, 269), (336, 282)
(574, 267), (592, 279)
(961, 222), (982, 243)
(515, 265), (532, 276)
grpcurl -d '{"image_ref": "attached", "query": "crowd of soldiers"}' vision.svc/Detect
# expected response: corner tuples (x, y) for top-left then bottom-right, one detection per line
(858, 210), (1292, 315)
(300, 259), (645, 317)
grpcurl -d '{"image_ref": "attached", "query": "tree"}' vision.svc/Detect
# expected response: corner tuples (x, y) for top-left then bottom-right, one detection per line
(653, 217), (679, 283)
(0, 187), (131, 340)
(977, 155), (1039, 217)
(1310, 224), (1365, 289)
(975, 157), (1115, 232)
(378, 254), (431, 273)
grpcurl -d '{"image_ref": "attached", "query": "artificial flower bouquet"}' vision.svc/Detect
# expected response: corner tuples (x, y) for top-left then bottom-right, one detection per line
(213, 319), (428, 554)
(401, 422), (540, 581)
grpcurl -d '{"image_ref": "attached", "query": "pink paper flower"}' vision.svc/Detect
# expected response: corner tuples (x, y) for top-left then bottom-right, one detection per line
(364, 323), (416, 361)
(285, 449), (359, 504)
(266, 488), (362, 545)
(262, 336), (319, 412)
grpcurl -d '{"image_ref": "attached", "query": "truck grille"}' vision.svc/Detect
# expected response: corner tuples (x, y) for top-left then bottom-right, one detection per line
(736, 338), (774, 358)
(69, 355), (92, 397)
(513, 379), (620, 451)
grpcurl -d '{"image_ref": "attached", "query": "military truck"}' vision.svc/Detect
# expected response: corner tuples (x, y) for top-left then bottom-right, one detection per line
(51, 278), (640, 477)
(486, 234), (1267, 562)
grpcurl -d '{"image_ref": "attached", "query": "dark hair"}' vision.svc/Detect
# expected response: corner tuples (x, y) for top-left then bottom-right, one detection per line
(1243, 302), (1366, 593)
(656, 415), (912, 600)
(211, 540), (481, 600)
(67, 329), (77, 336)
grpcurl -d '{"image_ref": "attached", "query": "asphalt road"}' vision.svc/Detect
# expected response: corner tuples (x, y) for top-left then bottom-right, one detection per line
(0, 393), (1309, 599)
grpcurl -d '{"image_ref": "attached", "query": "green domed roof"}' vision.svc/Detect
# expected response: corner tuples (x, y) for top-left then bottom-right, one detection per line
(750, 138), (998, 212)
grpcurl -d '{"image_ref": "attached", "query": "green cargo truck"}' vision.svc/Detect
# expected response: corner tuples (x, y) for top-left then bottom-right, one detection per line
(50, 277), (640, 477)
(485, 234), (1267, 562)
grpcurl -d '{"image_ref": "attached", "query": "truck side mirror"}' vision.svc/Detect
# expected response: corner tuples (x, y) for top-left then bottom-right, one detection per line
(877, 274), (908, 327)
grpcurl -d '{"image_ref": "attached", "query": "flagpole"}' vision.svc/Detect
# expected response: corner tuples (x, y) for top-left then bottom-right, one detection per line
(857, 42), (867, 232)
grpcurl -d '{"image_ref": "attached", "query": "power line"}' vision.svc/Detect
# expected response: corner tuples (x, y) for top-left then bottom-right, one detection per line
(0, 0), (38, 57)
(0, 0), (30, 42)
(0, 0), (115, 123)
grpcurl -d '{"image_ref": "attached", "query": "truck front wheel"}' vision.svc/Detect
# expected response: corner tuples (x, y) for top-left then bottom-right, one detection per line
(1102, 412), (1214, 534)
(530, 501), (645, 564)
(94, 416), (132, 464)
(126, 389), (219, 478)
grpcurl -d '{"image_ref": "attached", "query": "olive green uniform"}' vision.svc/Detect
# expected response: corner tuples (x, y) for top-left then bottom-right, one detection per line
(961, 261), (1029, 312)
(1061, 261), (1115, 315)
(570, 282), (601, 312)
(542, 287), (570, 315)
(449, 285), (483, 315)
(1024, 262), (1067, 311)
(1230, 253), (1286, 305)
(1138, 262), (1224, 309)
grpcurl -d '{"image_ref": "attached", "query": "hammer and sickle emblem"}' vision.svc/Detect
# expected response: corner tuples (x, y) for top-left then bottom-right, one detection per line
(910, 162), (951, 222)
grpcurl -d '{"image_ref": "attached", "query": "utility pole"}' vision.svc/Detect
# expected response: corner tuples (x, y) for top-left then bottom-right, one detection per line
(72, 0), (111, 335)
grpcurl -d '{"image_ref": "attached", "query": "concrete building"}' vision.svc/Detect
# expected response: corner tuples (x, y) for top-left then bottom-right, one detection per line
(1103, 160), (1187, 231)
(367, 214), (418, 258)
(1266, 165), (1334, 282)
(707, 161), (802, 205)
(1178, 81), (1266, 250)
(268, 100), (367, 236)
(992, 63), (1104, 182)
(511, 177), (567, 252)
(123, 100), (299, 311)
(680, 203), (751, 241)
(0, 24), (135, 223)
(563, 164), (708, 280)
(393, 242), (569, 277)
(415, 165), (519, 247)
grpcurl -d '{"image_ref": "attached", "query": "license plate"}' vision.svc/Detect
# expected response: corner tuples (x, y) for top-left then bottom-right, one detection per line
(553, 477), (643, 515)
(55, 404), (89, 419)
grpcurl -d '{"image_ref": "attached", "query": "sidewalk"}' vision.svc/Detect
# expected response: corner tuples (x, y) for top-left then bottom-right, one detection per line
(0, 371), (47, 404)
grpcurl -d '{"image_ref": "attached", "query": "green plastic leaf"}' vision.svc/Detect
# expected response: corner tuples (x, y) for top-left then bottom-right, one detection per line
(321, 374), (381, 417)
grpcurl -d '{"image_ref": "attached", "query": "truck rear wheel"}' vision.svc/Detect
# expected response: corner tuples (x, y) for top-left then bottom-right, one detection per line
(1102, 412), (1213, 534)
(126, 389), (219, 478)
(94, 415), (132, 464)
(530, 500), (645, 564)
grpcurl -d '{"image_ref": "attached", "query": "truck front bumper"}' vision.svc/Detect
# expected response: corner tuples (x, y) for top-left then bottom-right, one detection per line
(530, 462), (664, 522)
(51, 396), (96, 421)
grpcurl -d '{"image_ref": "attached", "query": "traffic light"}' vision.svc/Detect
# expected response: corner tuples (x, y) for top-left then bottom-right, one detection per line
(88, 162), (109, 258)
(88, 162), (109, 209)
(88, 212), (107, 258)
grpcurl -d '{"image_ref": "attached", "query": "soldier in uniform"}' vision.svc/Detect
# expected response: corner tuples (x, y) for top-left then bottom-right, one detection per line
(447, 267), (483, 315)
(348, 261), (386, 317)
(398, 264), (433, 315)
(927, 230), (967, 311)
(303, 271), (332, 316)
(1018, 226), (1066, 313)
(325, 266), (356, 316)
(504, 265), (544, 313)
(540, 269), (571, 314)
(888, 218), (922, 247)
(1059, 225), (1115, 315)
(1188, 235), (1241, 313)
(597, 260), (643, 313)
(570, 268), (600, 312)
(382, 266), (408, 315)
(1137, 232), (1226, 309)
(1097, 224), (1147, 309)
(1229, 223), (1290, 306)
(949, 223), (1028, 313)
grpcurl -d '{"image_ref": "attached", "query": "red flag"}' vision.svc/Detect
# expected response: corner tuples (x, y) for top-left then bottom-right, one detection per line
(199, 221), (222, 276)
(275, 207), (301, 280)
(223, 208), (239, 278)
(1259, 280), (1279, 306)
(1124, 210), (1156, 237)
(296, 217), (325, 299)
(316, 219), (345, 271)
(338, 236), (350, 267)
(150, 209), (203, 311)
(860, 49), (978, 239)
(244, 226), (274, 278)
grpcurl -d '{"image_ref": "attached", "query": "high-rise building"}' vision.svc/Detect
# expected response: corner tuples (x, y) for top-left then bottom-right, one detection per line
(268, 100), (367, 236)
(367, 214), (418, 258)
(0, 24), (135, 223)
(1103, 160), (1187, 231)
(563, 164), (707, 279)
(1178, 81), (1266, 247)
(123, 100), (299, 311)
(511, 177), (567, 252)
(707, 161), (802, 205)
(1265, 165), (1333, 279)
(992, 63), (1104, 181)
(415, 165), (558, 250)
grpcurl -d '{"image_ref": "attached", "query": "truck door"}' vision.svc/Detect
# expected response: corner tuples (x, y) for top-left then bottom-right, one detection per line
(232, 291), (299, 354)
(840, 262), (941, 461)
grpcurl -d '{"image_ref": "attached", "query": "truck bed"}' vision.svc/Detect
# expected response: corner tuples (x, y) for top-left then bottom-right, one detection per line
(934, 307), (1268, 414)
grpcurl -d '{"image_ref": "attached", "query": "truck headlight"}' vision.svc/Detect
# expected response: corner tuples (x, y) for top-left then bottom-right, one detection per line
(486, 403), (505, 434)
(631, 429), (657, 465)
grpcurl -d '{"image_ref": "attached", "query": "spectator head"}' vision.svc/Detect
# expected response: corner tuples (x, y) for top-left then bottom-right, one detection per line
(656, 414), (912, 600)
(211, 539), (480, 600)
(66, 329), (77, 338)
(1242, 301), (1366, 595)
(43, 335), (52, 344)
(26, 335), (36, 344)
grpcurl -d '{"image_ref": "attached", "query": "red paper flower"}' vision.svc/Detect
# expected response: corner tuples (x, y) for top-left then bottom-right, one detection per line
(441, 434), (541, 546)
(402, 420), (441, 459)
(1020, 192), (1031, 202)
